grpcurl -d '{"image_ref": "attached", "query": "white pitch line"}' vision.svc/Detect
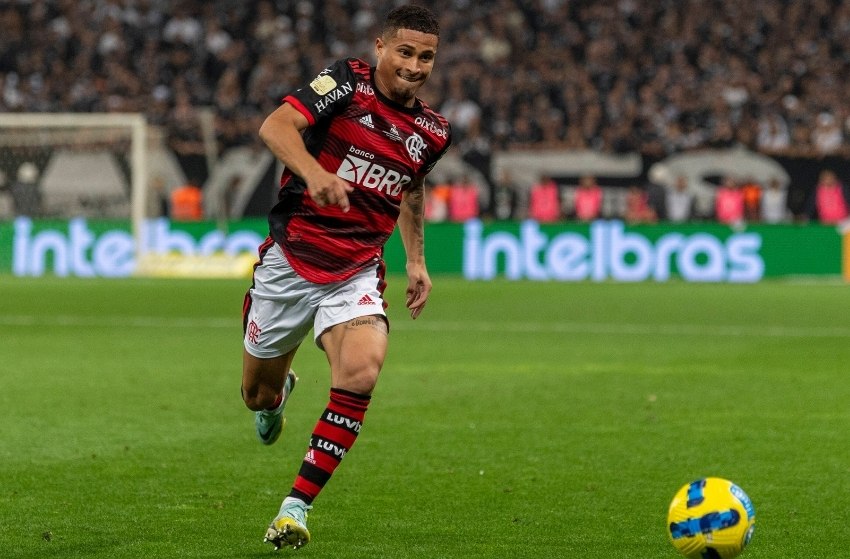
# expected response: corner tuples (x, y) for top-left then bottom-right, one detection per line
(0, 315), (849, 338)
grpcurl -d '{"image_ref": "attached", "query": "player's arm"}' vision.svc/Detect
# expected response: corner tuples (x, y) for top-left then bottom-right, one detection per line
(259, 103), (353, 211)
(398, 176), (432, 319)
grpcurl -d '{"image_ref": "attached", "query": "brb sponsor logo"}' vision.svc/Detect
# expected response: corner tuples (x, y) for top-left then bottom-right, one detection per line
(463, 220), (764, 283)
(11, 217), (264, 277)
(337, 145), (411, 196)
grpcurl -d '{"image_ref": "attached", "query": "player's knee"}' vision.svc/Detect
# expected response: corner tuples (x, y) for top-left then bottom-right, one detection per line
(350, 374), (378, 396)
(337, 365), (380, 395)
(241, 385), (277, 411)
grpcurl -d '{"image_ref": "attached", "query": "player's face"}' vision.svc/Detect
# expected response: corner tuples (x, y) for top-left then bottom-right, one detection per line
(374, 28), (438, 107)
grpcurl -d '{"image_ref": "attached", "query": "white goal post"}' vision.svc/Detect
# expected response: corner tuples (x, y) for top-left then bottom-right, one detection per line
(0, 112), (148, 252)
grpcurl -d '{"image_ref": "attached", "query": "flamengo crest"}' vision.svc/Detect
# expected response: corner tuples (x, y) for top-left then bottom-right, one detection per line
(405, 133), (426, 163)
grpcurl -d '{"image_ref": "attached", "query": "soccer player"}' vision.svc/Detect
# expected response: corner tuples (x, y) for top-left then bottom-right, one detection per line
(240, 4), (451, 550)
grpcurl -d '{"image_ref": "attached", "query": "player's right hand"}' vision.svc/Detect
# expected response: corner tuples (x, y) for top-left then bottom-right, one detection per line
(306, 170), (354, 212)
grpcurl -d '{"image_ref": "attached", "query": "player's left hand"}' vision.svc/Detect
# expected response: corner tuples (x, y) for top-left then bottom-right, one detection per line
(405, 263), (432, 319)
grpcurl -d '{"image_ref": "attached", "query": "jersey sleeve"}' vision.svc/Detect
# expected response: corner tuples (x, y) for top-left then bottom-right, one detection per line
(282, 58), (357, 126)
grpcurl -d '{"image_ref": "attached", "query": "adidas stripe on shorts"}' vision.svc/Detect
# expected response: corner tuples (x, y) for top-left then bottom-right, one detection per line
(244, 242), (386, 358)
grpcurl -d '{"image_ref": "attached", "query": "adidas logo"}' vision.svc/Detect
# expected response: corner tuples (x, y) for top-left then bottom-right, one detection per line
(305, 449), (316, 465)
(359, 114), (375, 128)
(357, 294), (376, 305)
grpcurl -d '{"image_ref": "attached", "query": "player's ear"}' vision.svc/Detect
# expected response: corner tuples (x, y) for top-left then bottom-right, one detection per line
(375, 37), (384, 58)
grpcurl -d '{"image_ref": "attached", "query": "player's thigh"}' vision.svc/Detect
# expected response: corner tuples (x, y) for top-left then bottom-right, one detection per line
(313, 266), (388, 391)
(320, 315), (388, 393)
(241, 242), (315, 406)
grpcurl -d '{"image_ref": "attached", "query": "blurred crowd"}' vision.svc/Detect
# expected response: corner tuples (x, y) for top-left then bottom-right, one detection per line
(424, 169), (850, 226)
(1, 0), (850, 222)
(4, 1), (850, 155)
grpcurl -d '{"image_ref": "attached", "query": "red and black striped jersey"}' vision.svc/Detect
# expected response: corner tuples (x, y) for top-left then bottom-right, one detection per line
(269, 57), (452, 284)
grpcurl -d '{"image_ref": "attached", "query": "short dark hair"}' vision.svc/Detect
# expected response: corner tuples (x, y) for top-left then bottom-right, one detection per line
(383, 4), (440, 38)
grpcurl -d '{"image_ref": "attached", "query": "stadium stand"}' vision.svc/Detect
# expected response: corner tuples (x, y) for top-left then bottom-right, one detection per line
(1, 0), (849, 221)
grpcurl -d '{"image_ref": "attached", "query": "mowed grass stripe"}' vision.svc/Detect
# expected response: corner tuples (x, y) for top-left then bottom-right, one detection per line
(3, 314), (850, 338)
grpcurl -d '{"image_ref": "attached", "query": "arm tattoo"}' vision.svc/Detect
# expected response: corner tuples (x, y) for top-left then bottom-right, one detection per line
(405, 183), (424, 216)
(403, 181), (425, 256)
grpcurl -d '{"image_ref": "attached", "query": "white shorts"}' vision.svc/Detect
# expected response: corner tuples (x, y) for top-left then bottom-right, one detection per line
(243, 243), (387, 358)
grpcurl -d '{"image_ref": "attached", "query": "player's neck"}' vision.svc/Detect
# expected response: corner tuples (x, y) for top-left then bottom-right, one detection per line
(372, 71), (419, 109)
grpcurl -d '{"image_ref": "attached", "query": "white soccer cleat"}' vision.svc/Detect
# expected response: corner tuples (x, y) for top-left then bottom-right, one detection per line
(264, 497), (312, 550)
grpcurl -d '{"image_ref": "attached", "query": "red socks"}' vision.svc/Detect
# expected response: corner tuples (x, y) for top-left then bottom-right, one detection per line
(289, 388), (370, 504)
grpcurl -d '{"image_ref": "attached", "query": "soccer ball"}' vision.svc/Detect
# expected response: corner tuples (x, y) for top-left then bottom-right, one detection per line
(667, 477), (756, 559)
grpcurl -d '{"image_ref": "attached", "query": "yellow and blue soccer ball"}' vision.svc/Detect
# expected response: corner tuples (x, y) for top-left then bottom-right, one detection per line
(667, 477), (756, 559)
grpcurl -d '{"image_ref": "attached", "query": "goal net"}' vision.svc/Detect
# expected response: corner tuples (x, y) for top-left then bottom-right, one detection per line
(0, 112), (148, 249)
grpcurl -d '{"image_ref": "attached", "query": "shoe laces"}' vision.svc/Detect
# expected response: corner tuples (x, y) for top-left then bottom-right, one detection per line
(281, 500), (312, 525)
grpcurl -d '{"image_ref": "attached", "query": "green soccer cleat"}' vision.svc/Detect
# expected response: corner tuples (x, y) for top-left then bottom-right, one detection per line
(264, 497), (312, 550)
(255, 371), (297, 445)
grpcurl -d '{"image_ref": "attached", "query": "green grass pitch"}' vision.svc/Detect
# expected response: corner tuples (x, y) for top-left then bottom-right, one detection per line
(1, 275), (849, 558)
